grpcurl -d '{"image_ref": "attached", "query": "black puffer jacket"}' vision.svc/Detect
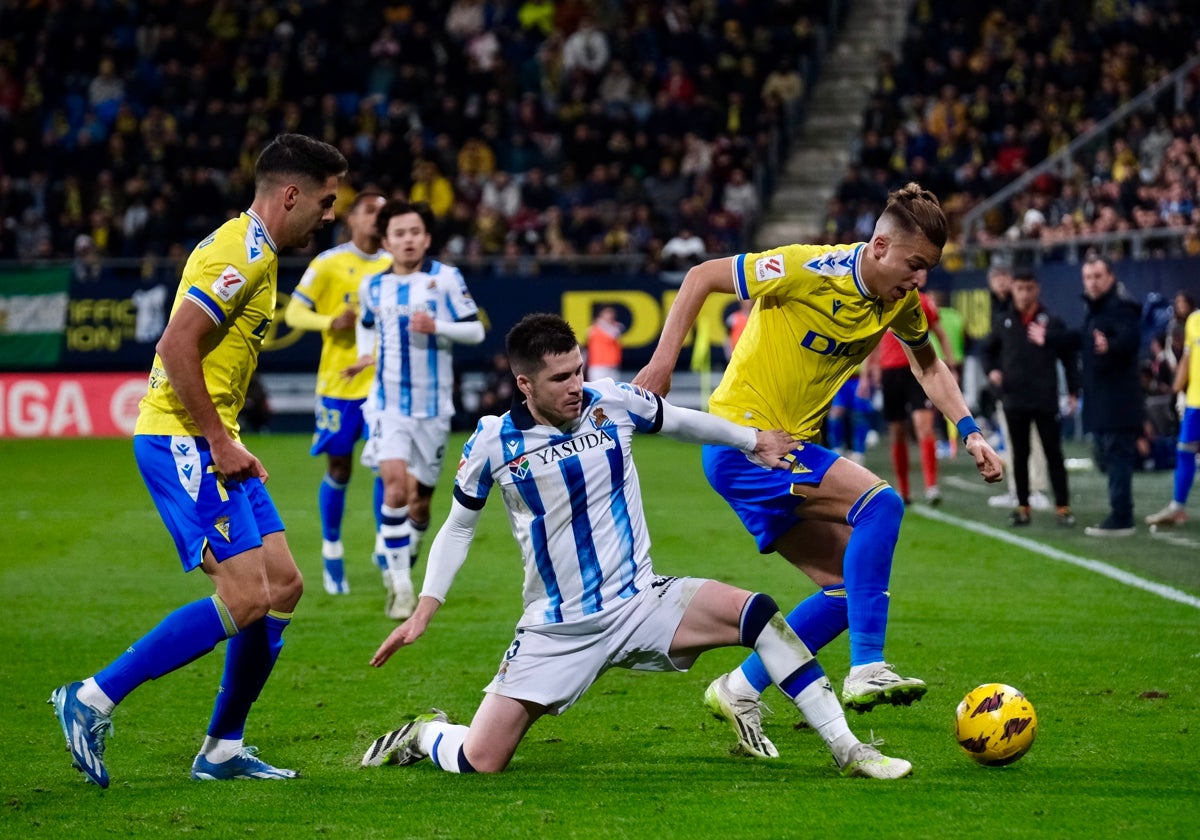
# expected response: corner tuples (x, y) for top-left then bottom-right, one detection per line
(985, 305), (1079, 413)
(1079, 284), (1143, 432)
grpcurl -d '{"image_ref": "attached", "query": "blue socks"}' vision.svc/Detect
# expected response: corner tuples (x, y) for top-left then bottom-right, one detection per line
(208, 611), (292, 740)
(843, 483), (904, 666)
(95, 595), (237, 705)
(1174, 448), (1196, 505)
(373, 476), (387, 571)
(318, 474), (348, 542)
(739, 585), (849, 693)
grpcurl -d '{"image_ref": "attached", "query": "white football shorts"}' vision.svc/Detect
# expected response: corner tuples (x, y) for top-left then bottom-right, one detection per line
(363, 412), (451, 488)
(483, 576), (706, 715)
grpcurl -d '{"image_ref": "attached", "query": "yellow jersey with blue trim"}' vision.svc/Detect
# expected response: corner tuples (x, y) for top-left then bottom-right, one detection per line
(135, 211), (278, 438)
(709, 242), (930, 440)
(293, 242), (392, 400)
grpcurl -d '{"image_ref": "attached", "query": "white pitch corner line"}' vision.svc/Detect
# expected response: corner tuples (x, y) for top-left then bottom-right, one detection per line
(908, 505), (1200, 611)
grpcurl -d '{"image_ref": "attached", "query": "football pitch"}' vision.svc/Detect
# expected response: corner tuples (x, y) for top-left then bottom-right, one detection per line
(3, 433), (1197, 838)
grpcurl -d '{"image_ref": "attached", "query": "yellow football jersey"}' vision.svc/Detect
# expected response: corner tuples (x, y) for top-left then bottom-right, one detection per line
(1186, 310), (1200, 409)
(292, 243), (392, 399)
(136, 211), (278, 439)
(709, 243), (929, 440)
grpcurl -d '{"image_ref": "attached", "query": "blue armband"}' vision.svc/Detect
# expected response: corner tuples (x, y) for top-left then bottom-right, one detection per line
(956, 416), (982, 440)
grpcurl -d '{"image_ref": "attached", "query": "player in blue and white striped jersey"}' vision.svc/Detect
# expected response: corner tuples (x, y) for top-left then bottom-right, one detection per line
(344, 201), (485, 620)
(360, 314), (912, 779)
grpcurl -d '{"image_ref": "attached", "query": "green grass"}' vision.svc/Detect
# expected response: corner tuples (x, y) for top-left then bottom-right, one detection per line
(2, 433), (1197, 839)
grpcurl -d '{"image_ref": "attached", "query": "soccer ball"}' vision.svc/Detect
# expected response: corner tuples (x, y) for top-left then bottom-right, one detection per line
(954, 683), (1037, 766)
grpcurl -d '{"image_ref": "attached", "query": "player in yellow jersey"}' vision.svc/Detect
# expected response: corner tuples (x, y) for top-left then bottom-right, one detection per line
(285, 191), (392, 595)
(1145, 308), (1200, 528)
(50, 134), (346, 787)
(635, 184), (1003, 759)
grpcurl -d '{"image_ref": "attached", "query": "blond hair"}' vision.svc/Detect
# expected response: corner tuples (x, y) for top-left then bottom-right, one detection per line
(879, 182), (947, 249)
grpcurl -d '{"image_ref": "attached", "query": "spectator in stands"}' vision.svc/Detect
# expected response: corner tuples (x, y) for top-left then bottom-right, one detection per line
(1167, 291), (1196, 363)
(721, 167), (760, 232)
(1, 1), (811, 263)
(660, 227), (706, 273)
(409, 160), (454, 222)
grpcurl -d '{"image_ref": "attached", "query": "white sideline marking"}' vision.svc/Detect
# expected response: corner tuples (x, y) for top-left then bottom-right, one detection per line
(1148, 529), (1200, 550)
(942, 476), (990, 495)
(908, 505), (1200, 610)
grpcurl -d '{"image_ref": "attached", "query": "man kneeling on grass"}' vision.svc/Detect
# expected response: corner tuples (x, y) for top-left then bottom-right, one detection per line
(360, 313), (911, 779)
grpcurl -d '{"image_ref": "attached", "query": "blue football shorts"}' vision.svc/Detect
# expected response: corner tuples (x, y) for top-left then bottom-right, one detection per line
(702, 441), (840, 553)
(310, 396), (368, 457)
(135, 434), (285, 571)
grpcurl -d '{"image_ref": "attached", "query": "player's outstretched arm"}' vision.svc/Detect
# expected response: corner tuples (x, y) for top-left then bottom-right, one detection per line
(906, 341), (1002, 484)
(370, 596), (442, 666)
(634, 256), (737, 396)
(658, 401), (795, 468)
(370, 497), (484, 667)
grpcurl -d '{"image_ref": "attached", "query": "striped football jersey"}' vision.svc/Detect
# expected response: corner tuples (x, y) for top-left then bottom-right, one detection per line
(358, 259), (479, 419)
(452, 379), (665, 627)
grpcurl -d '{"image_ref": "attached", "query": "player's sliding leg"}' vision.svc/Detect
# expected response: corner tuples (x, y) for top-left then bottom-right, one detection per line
(718, 592), (910, 777)
(709, 584), (850, 748)
(50, 593), (241, 787)
(319, 473), (350, 594)
(362, 710), (464, 768)
(363, 695), (540, 774)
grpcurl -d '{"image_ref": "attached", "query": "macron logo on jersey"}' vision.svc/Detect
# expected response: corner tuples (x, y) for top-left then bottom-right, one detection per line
(213, 266), (248, 302)
(754, 255), (785, 281)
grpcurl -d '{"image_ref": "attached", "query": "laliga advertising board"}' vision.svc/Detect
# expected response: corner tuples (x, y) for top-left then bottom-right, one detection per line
(0, 373), (146, 438)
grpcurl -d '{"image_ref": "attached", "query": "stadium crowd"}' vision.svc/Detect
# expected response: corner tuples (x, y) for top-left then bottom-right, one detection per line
(823, 0), (1200, 265)
(0, 0), (835, 268)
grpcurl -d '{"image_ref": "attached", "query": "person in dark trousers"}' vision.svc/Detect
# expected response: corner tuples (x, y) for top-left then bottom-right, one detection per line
(1077, 255), (1144, 537)
(985, 270), (1079, 527)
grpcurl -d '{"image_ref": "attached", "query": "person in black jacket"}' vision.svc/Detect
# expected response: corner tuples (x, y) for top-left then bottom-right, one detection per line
(984, 263), (1053, 510)
(1078, 255), (1144, 536)
(985, 270), (1079, 526)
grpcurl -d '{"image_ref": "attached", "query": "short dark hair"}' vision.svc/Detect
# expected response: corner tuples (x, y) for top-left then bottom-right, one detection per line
(376, 199), (435, 238)
(880, 182), (948, 249)
(349, 190), (386, 213)
(254, 133), (347, 191)
(1083, 252), (1113, 273)
(506, 313), (580, 376)
(1013, 269), (1038, 283)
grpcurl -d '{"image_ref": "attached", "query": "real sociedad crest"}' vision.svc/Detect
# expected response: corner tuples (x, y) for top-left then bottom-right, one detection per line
(508, 454), (532, 479)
